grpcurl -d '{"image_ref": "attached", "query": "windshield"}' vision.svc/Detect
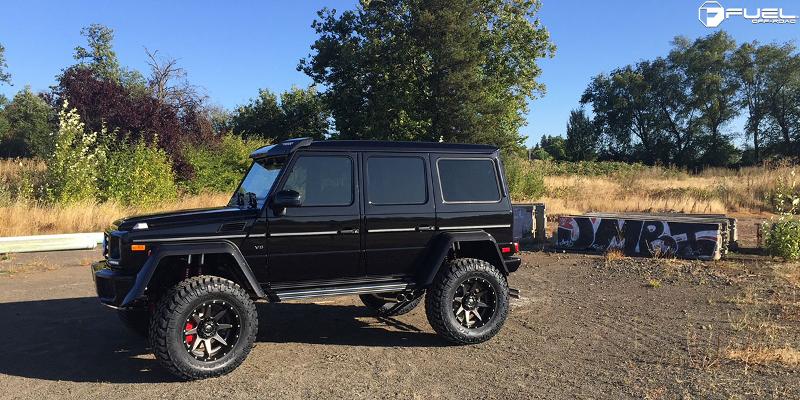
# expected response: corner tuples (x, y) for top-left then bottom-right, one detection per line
(229, 157), (285, 208)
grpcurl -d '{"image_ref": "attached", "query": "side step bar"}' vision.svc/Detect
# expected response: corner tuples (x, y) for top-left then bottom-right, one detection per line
(275, 282), (411, 301)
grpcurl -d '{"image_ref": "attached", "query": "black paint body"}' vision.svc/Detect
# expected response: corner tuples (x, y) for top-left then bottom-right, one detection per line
(92, 139), (520, 307)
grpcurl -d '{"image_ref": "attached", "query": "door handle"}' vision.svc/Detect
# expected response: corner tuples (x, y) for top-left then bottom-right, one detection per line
(416, 225), (435, 231)
(338, 228), (360, 235)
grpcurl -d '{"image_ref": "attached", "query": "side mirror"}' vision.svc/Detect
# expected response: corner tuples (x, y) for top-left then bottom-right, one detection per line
(271, 189), (302, 213)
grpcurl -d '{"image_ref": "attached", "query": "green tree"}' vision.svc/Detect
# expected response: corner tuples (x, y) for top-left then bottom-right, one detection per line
(565, 109), (598, 161)
(74, 24), (121, 83)
(4, 86), (55, 157)
(539, 134), (567, 160)
(231, 86), (330, 141)
(230, 89), (282, 139)
(279, 86), (330, 140)
(73, 24), (147, 94)
(731, 42), (771, 163)
(300, 0), (554, 151)
(762, 45), (800, 157)
(0, 43), (11, 86)
(669, 32), (740, 166)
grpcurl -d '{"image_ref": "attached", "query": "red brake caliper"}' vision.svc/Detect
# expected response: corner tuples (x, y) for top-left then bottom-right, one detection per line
(185, 322), (195, 344)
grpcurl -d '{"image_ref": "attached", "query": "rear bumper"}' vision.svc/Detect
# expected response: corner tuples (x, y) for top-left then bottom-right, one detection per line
(92, 261), (136, 308)
(503, 256), (522, 273)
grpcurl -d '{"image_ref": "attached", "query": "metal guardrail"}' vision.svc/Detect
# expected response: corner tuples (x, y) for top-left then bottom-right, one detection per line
(0, 232), (103, 253)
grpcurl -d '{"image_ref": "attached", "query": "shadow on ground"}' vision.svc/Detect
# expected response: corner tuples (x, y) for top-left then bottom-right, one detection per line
(0, 297), (439, 383)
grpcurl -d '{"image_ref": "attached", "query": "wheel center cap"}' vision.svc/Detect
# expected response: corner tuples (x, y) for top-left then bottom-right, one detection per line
(199, 321), (216, 338)
(464, 296), (477, 310)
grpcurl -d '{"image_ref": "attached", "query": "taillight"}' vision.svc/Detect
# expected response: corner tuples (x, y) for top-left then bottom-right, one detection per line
(501, 246), (512, 253)
(514, 242), (519, 252)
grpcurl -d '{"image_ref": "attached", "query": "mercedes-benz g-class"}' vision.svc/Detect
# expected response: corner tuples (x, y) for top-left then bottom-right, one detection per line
(92, 138), (521, 379)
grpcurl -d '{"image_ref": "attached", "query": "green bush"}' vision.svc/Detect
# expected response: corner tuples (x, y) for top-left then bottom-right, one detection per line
(183, 134), (270, 194)
(503, 155), (545, 201)
(100, 141), (177, 207)
(769, 169), (799, 214)
(764, 217), (800, 260)
(45, 103), (103, 203)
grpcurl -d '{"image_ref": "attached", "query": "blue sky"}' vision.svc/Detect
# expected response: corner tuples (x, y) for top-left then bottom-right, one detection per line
(0, 1), (797, 147)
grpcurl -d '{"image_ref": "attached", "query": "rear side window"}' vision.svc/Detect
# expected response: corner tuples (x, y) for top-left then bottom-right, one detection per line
(283, 155), (353, 206)
(367, 156), (427, 205)
(437, 159), (500, 202)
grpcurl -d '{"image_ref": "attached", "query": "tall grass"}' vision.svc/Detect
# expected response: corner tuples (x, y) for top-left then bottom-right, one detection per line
(0, 193), (230, 236)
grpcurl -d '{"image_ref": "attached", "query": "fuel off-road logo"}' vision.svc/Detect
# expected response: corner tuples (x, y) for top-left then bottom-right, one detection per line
(698, 1), (797, 27)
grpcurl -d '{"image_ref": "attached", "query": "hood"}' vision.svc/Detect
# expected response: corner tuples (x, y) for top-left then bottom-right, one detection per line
(114, 206), (259, 231)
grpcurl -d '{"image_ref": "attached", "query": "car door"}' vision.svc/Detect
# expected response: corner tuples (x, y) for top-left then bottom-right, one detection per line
(266, 151), (363, 283)
(362, 152), (436, 277)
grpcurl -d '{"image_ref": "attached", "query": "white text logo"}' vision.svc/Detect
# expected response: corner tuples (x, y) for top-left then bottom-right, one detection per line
(698, 1), (797, 27)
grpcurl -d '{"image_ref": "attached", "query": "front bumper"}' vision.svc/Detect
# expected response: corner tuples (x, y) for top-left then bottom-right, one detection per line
(92, 261), (136, 308)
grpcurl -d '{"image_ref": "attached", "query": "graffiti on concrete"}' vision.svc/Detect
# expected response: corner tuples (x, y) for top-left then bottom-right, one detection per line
(557, 216), (722, 260)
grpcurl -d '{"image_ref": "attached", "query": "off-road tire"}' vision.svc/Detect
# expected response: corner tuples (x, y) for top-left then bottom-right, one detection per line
(359, 292), (423, 317)
(425, 258), (509, 344)
(118, 307), (150, 337)
(149, 276), (258, 380)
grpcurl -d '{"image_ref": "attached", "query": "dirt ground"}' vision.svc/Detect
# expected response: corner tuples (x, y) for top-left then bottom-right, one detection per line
(0, 244), (798, 399)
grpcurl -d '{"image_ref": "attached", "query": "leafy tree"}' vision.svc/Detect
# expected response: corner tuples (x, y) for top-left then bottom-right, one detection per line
(669, 32), (740, 166)
(528, 146), (551, 161)
(74, 24), (122, 83)
(300, 0), (554, 151)
(230, 86), (330, 141)
(731, 42), (771, 163)
(0, 43), (11, 86)
(279, 86), (330, 140)
(565, 109), (598, 161)
(762, 45), (800, 157)
(4, 86), (55, 157)
(581, 63), (669, 164)
(538, 134), (567, 160)
(230, 89), (282, 139)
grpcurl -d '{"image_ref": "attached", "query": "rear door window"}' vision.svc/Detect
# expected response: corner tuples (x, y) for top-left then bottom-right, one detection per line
(367, 156), (427, 205)
(437, 159), (500, 203)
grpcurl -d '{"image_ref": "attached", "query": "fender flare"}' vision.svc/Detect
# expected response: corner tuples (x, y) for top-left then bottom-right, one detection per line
(416, 231), (509, 287)
(121, 241), (265, 307)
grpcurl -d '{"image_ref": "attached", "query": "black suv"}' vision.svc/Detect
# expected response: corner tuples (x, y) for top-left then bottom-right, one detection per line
(93, 138), (521, 379)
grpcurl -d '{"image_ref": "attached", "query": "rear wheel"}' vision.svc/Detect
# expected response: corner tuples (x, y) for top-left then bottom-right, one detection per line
(149, 276), (258, 380)
(359, 291), (423, 317)
(425, 258), (509, 344)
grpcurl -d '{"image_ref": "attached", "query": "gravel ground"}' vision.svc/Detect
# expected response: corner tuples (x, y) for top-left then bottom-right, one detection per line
(0, 248), (797, 399)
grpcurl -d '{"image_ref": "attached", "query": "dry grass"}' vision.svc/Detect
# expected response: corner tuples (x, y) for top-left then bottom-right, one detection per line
(725, 346), (800, 368)
(0, 193), (230, 236)
(540, 163), (790, 216)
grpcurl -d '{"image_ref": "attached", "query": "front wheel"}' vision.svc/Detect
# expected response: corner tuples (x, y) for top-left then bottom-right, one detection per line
(149, 276), (258, 380)
(425, 258), (509, 344)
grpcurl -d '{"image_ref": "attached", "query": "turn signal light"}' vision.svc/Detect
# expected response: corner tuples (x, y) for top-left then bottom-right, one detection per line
(131, 244), (146, 252)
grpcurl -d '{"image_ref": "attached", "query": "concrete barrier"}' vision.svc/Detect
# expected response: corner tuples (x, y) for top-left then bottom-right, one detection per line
(0, 232), (103, 253)
(512, 203), (547, 243)
(556, 213), (731, 260)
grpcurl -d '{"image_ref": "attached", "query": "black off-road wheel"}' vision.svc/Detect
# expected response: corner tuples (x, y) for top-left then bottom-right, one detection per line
(425, 258), (509, 344)
(359, 291), (423, 317)
(118, 307), (150, 337)
(149, 276), (258, 380)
